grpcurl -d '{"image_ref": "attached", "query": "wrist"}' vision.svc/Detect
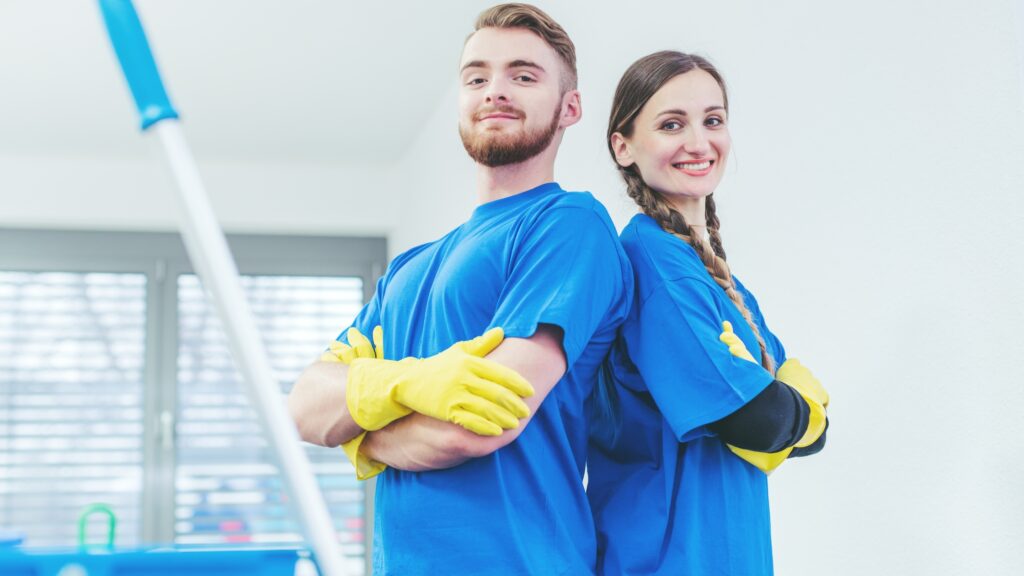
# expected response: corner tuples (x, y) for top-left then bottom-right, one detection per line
(793, 397), (826, 448)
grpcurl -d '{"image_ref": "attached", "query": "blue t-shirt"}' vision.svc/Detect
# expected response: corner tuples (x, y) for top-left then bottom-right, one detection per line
(587, 213), (786, 576)
(341, 183), (632, 575)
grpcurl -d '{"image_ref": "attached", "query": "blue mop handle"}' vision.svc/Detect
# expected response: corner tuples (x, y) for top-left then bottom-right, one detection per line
(98, 0), (179, 130)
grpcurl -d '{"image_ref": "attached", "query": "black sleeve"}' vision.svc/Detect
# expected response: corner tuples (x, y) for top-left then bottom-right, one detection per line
(789, 418), (828, 457)
(707, 380), (810, 453)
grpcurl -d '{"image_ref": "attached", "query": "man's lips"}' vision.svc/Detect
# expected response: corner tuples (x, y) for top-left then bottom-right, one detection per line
(475, 106), (523, 122)
(479, 112), (520, 121)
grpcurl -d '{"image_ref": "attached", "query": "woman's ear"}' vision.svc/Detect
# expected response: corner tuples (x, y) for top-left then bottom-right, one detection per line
(610, 132), (634, 168)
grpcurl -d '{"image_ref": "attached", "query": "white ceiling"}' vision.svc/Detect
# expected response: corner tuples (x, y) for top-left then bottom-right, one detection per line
(6, 0), (1021, 172)
(0, 0), (498, 162)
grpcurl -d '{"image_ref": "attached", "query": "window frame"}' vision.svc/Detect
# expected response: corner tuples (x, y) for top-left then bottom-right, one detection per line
(0, 228), (385, 561)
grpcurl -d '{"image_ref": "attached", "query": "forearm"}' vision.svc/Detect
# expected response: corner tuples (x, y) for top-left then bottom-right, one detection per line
(362, 413), (511, 471)
(708, 380), (810, 452)
(287, 361), (363, 447)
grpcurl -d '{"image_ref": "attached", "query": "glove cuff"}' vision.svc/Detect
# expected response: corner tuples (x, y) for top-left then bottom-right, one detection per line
(341, 431), (387, 480)
(776, 360), (829, 448)
(728, 444), (794, 474)
(793, 395), (827, 448)
(346, 359), (411, 431)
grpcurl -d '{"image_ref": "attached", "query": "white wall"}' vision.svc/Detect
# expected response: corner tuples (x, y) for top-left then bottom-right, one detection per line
(393, 1), (1024, 575)
(0, 150), (399, 236)
(390, 82), (476, 255)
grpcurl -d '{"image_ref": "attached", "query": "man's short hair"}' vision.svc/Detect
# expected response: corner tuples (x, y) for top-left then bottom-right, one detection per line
(472, 3), (578, 92)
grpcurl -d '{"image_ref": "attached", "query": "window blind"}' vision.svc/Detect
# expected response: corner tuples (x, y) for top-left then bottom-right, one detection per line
(0, 271), (146, 547)
(174, 274), (365, 570)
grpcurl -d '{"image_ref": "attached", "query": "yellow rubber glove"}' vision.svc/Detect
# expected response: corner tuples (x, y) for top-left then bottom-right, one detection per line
(346, 327), (534, 436)
(341, 431), (387, 481)
(775, 358), (828, 448)
(727, 445), (792, 473)
(321, 326), (384, 363)
(719, 321), (794, 473)
(718, 321), (756, 362)
(321, 327), (389, 479)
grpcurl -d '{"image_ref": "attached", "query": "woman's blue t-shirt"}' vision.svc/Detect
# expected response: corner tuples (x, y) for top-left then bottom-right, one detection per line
(588, 213), (786, 576)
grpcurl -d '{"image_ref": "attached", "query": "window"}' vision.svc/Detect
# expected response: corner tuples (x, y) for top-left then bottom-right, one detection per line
(0, 229), (385, 573)
(0, 271), (146, 547)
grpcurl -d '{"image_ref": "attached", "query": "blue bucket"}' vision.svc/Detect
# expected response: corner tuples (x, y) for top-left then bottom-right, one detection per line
(0, 546), (306, 576)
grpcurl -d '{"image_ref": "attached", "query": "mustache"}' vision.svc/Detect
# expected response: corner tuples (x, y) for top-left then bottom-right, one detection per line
(474, 104), (524, 121)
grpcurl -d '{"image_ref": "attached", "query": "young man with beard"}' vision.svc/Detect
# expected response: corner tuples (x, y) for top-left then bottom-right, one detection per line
(287, 4), (631, 574)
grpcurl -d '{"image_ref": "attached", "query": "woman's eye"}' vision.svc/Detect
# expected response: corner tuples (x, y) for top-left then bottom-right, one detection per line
(662, 121), (682, 131)
(706, 116), (725, 127)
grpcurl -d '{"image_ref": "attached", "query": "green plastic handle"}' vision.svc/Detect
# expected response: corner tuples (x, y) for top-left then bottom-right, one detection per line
(78, 503), (117, 549)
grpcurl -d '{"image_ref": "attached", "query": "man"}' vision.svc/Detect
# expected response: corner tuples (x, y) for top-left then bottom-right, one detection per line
(287, 4), (631, 574)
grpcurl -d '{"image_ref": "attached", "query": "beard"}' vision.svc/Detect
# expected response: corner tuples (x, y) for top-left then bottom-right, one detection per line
(459, 103), (562, 168)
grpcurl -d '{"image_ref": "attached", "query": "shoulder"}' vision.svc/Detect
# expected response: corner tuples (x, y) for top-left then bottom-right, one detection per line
(731, 275), (772, 327)
(537, 189), (616, 223)
(387, 242), (431, 272)
(385, 229), (458, 275)
(732, 275), (755, 300)
(546, 188), (609, 213)
(522, 189), (622, 246)
(620, 214), (713, 292)
(731, 276), (764, 313)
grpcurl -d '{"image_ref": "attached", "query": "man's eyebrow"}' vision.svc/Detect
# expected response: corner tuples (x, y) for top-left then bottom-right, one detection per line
(460, 60), (489, 73)
(460, 59), (546, 74)
(507, 59), (545, 73)
(655, 105), (726, 117)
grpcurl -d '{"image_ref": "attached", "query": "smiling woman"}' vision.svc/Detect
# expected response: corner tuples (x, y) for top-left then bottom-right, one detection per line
(610, 70), (731, 213)
(587, 51), (830, 576)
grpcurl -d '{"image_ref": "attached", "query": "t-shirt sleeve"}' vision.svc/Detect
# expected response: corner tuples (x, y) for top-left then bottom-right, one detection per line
(626, 277), (774, 441)
(489, 205), (629, 368)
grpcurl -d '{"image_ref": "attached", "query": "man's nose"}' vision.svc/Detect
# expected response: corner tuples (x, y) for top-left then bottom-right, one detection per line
(484, 77), (510, 104)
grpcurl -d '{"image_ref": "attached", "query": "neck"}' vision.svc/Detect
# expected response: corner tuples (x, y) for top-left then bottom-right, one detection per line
(666, 195), (708, 236)
(475, 144), (558, 204)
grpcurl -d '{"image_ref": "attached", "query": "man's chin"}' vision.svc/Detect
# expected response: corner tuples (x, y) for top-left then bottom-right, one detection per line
(460, 118), (559, 167)
(475, 127), (519, 140)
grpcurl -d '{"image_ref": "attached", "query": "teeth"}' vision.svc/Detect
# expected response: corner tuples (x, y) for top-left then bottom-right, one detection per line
(675, 161), (711, 171)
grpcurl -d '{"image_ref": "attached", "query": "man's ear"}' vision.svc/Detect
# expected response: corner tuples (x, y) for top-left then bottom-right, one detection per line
(559, 89), (582, 128)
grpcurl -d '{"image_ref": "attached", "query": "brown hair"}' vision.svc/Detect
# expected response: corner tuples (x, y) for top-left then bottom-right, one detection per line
(472, 3), (577, 92)
(608, 50), (775, 373)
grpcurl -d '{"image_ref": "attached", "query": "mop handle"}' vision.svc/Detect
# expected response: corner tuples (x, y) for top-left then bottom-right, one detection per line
(96, 3), (350, 575)
(97, 0), (178, 130)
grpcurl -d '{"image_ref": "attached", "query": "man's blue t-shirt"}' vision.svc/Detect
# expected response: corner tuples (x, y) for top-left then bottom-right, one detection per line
(341, 183), (632, 575)
(588, 213), (786, 576)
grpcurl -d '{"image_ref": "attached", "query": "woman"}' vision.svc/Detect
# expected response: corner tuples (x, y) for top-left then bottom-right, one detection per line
(587, 51), (830, 575)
